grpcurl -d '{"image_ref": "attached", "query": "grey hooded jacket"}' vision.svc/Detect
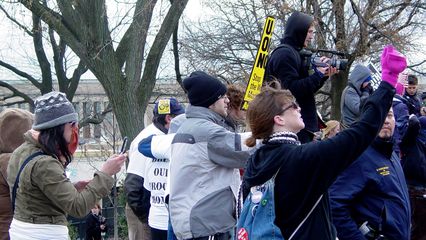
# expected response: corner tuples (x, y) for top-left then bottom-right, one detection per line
(341, 64), (372, 126)
(169, 105), (251, 239)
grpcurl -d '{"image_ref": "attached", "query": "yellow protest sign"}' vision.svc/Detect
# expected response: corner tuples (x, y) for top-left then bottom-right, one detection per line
(242, 16), (275, 110)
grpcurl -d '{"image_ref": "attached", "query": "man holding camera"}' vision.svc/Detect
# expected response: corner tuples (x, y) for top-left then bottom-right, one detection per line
(265, 11), (338, 143)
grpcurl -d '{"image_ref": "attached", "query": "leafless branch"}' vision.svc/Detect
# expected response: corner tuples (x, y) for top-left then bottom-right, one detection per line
(0, 80), (35, 108)
(0, 60), (42, 88)
(78, 104), (112, 127)
(0, 4), (33, 36)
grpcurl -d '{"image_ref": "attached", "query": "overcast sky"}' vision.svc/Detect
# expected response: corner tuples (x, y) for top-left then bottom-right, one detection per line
(0, 0), (208, 81)
(0, 1), (424, 83)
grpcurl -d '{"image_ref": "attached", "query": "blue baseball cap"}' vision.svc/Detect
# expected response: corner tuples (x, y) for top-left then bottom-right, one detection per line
(153, 97), (185, 116)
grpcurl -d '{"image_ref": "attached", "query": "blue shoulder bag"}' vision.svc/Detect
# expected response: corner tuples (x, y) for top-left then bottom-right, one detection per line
(236, 169), (323, 240)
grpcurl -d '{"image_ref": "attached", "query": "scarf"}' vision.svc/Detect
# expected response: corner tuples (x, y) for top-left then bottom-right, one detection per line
(264, 131), (301, 145)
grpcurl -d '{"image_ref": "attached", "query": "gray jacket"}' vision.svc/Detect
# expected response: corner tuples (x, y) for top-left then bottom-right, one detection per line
(341, 64), (372, 126)
(169, 105), (250, 239)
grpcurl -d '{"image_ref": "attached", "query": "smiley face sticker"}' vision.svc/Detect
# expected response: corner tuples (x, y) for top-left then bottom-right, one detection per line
(157, 99), (171, 114)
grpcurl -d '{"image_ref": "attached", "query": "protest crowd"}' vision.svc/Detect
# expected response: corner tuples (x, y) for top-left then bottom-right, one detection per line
(1, 10), (426, 240)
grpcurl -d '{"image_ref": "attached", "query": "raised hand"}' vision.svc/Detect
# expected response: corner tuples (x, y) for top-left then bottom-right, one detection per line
(381, 45), (407, 87)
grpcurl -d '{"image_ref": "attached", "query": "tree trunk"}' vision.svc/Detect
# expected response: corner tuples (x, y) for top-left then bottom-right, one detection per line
(331, 0), (348, 120)
(330, 71), (349, 120)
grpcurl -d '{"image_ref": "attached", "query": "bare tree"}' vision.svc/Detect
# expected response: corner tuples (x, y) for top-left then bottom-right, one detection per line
(180, 0), (426, 120)
(7, 0), (189, 141)
(0, 3), (88, 110)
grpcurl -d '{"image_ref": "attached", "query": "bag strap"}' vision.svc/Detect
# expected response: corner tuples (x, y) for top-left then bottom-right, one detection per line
(265, 43), (301, 83)
(288, 194), (323, 240)
(236, 168), (282, 221)
(12, 151), (44, 212)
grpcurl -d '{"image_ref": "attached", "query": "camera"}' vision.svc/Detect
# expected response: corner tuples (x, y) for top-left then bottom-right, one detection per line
(359, 221), (388, 240)
(300, 48), (348, 71)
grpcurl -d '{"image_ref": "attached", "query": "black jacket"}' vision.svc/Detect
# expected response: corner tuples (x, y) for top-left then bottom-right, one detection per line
(400, 115), (426, 186)
(242, 81), (395, 240)
(85, 213), (106, 240)
(124, 174), (151, 222)
(265, 11), (327, 136)
(403, 92), (422, 116)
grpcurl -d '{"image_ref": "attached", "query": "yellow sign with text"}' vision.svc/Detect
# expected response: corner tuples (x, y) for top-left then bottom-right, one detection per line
(242, 16), (275, 110)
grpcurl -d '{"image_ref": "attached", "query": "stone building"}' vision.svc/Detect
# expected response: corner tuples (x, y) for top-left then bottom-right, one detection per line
(0, 79), (186, 183)
(0, 78), (186, 140)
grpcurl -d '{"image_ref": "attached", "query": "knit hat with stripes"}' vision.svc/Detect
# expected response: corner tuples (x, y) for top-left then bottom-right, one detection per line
(33, 91), (78, 130)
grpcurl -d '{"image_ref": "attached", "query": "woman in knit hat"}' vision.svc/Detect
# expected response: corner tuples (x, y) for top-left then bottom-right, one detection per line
(6, 91), (126, 240)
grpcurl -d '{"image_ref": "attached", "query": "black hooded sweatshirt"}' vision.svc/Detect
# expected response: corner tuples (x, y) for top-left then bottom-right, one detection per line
(265, 11), (328, 141)
(242, 81), (395, 240)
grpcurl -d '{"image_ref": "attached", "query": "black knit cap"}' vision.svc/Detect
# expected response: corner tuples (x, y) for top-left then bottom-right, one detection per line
(183, 71), (227, 108)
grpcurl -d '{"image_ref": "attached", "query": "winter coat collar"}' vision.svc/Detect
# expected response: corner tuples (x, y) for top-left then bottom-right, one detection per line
(264, 131), (300, 145)
(371, 137), (394, 159)
(243, 131), (300, 189)
(185, 105), (228, 127)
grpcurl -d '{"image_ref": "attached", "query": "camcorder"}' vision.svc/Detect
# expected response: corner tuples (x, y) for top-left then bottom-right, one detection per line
(300, 48), (348, 71)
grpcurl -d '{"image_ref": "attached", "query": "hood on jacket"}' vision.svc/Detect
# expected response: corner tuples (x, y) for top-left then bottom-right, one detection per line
(349, 64), (371, 92)
(0, 108), (33, 153)
(243, 143), (288, 189)
(281, 11), (314, 50)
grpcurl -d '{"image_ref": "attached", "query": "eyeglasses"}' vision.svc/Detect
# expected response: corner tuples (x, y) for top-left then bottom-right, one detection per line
(279, 102), (299, 115)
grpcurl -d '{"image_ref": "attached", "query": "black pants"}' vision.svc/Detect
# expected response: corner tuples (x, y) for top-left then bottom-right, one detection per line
(409, 186), (426, 240)
(185, 232), (230, 240)
(151, 227), (167, 240)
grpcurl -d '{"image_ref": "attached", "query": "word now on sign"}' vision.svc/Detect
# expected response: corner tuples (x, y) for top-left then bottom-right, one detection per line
(242, 16), (275, 110)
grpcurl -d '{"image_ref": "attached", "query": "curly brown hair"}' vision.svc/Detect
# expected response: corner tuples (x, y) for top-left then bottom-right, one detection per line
(227, 84), (245, 110)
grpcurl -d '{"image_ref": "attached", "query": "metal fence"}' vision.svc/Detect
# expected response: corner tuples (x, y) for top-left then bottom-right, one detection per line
(68, 201), (126, 240)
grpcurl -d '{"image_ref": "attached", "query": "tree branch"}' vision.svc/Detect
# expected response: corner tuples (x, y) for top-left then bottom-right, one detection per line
(19, 0), (88, 65)
(172, 17), (183, 91)
(67, 60), (88, 100)
(32, 13), (53, 94)
(78, 103), (112, 127)
(139, 0), (189, 97)
(0, 81), (35, 109)
(0, 4), (33, 36)
(0, 60), (42, 88)
(348, 0), (394, 44)
(121, 0), (157, 81)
